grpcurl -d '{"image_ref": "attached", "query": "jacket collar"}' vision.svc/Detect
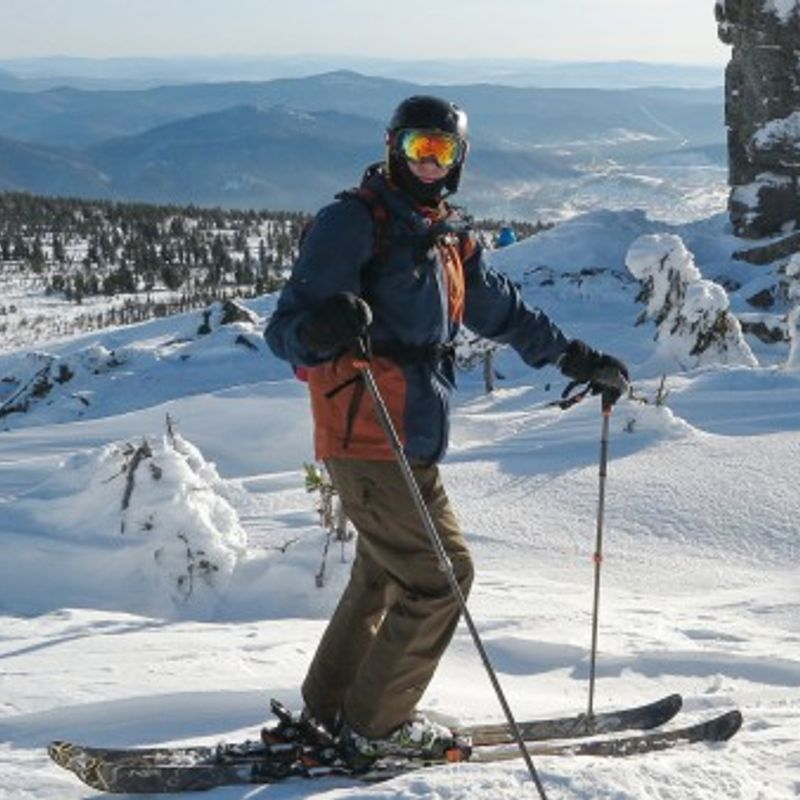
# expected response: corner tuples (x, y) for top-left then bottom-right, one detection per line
(364, 164), (458, 235)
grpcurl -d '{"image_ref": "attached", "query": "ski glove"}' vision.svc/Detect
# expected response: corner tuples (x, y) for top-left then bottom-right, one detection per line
(558, 339), (630, 405)
(298, 292), (372, 355)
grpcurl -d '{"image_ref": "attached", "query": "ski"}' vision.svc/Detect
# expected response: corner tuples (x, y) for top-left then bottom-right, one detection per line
(358, 710), (743, 780)
(471, 708), (742, 759)
(460, 692), (682, 744)
(48, 707), (742, 794)
(48, 691), (683, 768)
(353, 710), (742, 783)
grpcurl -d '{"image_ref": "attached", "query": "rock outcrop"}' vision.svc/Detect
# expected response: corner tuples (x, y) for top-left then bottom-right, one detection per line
(716, 0), (800, 237)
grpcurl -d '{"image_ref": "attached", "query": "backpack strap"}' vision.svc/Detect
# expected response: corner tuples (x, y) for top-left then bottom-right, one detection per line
(324, 369), (366, 450)
(334, 186), (392, 264)
(422, 203), (476, 323)
(443, 203), (477, 263)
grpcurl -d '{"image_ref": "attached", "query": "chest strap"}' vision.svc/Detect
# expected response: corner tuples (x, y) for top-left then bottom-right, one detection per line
(372, 340), (456, 365)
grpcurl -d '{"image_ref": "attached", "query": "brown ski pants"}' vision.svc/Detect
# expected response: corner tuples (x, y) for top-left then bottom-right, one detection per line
(301, 457), (474, 739)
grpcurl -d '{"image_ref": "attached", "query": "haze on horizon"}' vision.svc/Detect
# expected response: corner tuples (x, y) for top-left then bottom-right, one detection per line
(0, 0), (728, 65)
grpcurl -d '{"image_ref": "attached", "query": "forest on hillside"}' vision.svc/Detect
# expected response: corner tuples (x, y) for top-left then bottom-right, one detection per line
(0, 191), (546, 346)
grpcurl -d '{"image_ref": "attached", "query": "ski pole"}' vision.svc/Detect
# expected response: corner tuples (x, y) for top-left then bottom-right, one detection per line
(352, 339), (550, 800)
(587, 390), (615, 720)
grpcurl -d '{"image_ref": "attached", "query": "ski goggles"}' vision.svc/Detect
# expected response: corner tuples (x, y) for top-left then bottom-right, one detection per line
(394, 129), (464, 169)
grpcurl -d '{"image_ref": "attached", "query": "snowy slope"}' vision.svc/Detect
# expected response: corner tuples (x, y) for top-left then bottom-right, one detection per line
(0, 210), (798, 800)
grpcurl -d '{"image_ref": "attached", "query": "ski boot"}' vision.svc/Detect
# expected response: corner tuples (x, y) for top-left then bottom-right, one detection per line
(337, 712), (471, 770)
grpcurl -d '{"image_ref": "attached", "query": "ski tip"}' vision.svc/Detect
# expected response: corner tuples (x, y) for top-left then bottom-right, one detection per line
(711, 709), (743, 742)
(630, 693), (682, 730)
(269, 697), (295, 724)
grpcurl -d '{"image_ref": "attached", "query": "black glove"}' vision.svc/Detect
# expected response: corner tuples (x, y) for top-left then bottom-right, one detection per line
(298, 292), (372, 354)
(558, 340), (630, 404)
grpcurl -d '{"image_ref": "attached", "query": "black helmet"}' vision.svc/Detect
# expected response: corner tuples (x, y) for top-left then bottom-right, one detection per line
(386, 95), (469, 202)
(388, 95), (468, 140)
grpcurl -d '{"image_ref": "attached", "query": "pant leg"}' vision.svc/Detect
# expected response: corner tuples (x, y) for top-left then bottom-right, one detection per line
(324, 457), (474, 739)
(301, 539), (389, 733)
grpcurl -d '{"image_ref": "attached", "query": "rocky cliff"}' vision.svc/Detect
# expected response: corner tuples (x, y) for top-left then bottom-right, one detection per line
(716, 0), (800, 238)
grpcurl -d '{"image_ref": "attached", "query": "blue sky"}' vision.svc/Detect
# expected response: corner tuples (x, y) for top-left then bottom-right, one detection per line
(0, 0), (728, 64)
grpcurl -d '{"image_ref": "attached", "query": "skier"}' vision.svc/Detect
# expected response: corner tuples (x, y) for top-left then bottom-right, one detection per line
(264, 95), (628, 761)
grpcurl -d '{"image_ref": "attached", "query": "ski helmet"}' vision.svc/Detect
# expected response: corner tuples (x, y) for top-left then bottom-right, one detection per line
(386, 95), (469, 202)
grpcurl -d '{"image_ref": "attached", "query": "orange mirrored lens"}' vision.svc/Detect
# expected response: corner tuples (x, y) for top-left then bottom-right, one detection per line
(399, 130), (460, 168)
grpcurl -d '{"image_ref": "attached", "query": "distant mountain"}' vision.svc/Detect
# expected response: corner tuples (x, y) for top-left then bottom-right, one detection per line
(0, 55), (725, 90)
(0, 71), (723, 150)
(0, 68), (25, 91)
(0, 70), (725, 215)
(88, 105), (384, 209)
(0, 72), (409, 148)
(0, 136), (110, 197)
(85, 105), (576, 211)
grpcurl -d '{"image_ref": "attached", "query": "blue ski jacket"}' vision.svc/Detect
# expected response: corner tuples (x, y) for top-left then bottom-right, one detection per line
(265, 166), (568, 465)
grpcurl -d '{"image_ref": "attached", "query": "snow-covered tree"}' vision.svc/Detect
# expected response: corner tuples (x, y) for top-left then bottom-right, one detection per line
(626, 233), (757, 369)
(17, 425), (247, 617)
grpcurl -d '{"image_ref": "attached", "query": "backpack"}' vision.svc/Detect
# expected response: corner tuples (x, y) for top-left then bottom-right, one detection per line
(292, 174), (474, 383)
(299, 161), (474, 270)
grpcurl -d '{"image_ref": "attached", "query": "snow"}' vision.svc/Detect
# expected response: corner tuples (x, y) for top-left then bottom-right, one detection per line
(763, 0), (800, 23)
(1, 203), (799, 799)
(492, 164), (728, 228)
(752, 111), (800, 152)
(730, 172), (795, 229)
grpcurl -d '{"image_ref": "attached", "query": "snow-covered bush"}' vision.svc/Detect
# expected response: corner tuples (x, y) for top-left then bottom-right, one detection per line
(17, 426), (247, 617)
(626, 234), (757, 369)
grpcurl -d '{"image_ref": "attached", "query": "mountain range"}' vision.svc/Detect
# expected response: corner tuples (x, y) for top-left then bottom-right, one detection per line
(0, 55), (725, 90)
(0, 70), (726, 216)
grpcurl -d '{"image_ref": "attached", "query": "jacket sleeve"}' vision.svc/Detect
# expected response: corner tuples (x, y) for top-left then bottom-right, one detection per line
(264, 198), (374, 367)
(462, 237), (569, 368)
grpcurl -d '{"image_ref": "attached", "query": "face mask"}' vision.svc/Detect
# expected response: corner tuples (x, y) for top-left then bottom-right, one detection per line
(389, 153), (451, 206)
